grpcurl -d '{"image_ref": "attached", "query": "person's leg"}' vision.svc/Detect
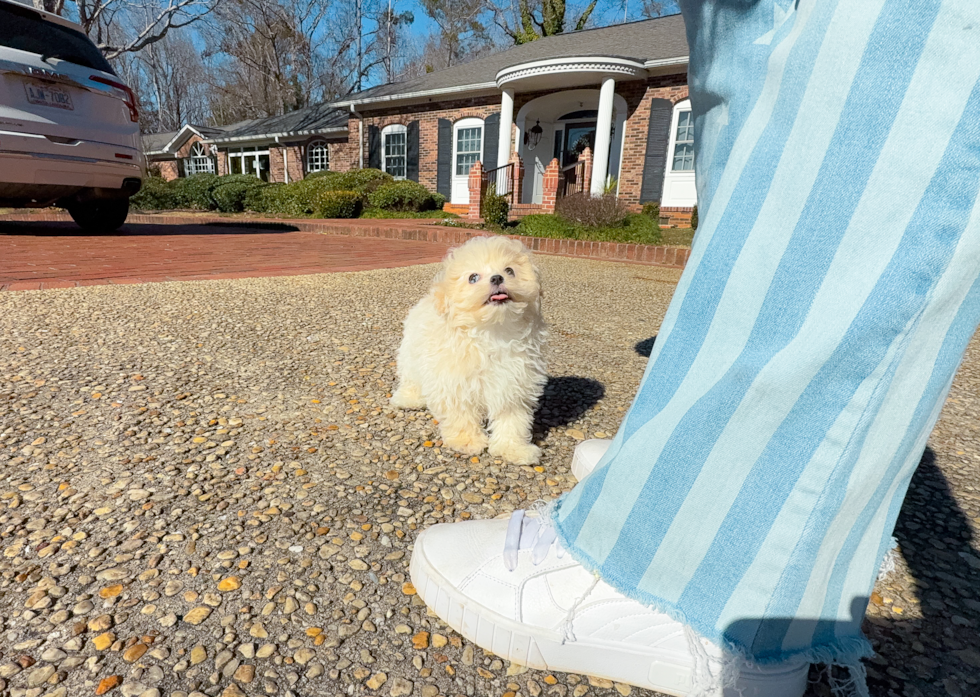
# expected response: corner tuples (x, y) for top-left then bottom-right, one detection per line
(411, 0), (980, 693)
(555, 0), (980, 668)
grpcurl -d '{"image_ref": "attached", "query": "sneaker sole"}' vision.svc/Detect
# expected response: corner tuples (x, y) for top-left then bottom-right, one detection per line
(410, 537), (808, 697)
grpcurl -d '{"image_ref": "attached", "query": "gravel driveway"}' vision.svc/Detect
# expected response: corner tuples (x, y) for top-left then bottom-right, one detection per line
(0, 255), (977, 697)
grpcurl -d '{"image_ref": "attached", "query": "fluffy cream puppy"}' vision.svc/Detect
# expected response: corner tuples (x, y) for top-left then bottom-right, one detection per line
(392, 236), (547, 464)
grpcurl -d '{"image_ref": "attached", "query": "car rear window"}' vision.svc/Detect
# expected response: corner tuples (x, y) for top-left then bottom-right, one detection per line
(0, 3), (116, 75)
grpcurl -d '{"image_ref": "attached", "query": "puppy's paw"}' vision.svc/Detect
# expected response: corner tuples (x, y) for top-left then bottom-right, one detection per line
(442, 430), (489, 456)
(489, 440), (542, 465)
(391, 384), (426, 410)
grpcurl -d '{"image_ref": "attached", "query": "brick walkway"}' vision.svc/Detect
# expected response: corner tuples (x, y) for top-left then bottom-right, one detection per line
(0, 219), (450, 291)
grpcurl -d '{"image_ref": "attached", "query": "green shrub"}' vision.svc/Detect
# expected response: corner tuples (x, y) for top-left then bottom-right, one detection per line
(481, 185), (510, 228)
(331, 168), (393, 194)
(690, 204), (698, 231)
(243, 183), (275, 213)
(212, 175), (269, 213)
(431, 192), (446, 210)
(642, 201), (661, 219)
(368, 180), (435, 211)
(252, 182), (307, 217)
(130, 176), (179, 210)
(313, 190), (363, 218)
(172, 173), (220, 209)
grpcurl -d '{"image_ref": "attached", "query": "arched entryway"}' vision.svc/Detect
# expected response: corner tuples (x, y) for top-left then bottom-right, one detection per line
(514, 89), (628, 204)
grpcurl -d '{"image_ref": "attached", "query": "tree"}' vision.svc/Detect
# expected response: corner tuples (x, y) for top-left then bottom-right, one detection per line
(35, 0), (222, 59)
(490, 0), (598, 45)
(418, 0), (487, 69)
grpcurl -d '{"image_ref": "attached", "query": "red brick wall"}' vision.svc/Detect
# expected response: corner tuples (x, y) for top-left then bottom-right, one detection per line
(353, 96), (501, 192)
(157, 160), (179, 181)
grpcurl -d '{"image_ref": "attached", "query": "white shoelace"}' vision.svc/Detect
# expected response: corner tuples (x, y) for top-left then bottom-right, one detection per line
(502, 509), (566, 571)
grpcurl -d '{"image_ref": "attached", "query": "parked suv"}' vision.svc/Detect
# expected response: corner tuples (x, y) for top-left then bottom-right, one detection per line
(0, 0), (144, 231)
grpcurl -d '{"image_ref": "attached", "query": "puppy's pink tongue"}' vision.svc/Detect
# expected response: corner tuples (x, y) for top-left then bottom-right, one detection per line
(491, 293), (509, 301)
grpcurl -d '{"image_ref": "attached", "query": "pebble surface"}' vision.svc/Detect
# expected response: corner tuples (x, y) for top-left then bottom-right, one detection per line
(0, 256), (976, 697)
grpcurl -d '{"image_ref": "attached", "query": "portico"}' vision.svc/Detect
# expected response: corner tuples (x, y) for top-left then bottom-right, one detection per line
(494, 57), (646, 200)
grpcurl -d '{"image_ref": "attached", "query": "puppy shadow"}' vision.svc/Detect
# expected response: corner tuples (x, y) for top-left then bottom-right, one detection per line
(533, 376), (605, 438)
(635, 335), (657, 357)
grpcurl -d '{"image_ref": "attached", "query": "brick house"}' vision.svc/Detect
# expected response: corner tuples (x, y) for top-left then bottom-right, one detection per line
(143, 15), (695, 224)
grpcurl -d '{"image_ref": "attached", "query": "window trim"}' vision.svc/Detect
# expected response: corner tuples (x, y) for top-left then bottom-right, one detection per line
(667, 99), (694, 173)
(184, 142), (215, 176)
(227, 145), (272, 181)
(381, 124), (408, 180)
(452, 117), (484, 178)
(306, 139), (329, 174)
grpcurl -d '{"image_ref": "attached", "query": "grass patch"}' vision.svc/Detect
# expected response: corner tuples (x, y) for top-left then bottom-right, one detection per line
(359, 209), (459, 220)
(660, 227), (696, 247)
(514, 213), (664, 245)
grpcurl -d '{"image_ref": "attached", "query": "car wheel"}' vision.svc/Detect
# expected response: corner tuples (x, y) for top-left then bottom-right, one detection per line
(68, 198), (130, 233)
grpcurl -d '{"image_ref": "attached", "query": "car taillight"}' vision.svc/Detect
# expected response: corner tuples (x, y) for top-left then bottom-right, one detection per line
(89, 75), (139, 123)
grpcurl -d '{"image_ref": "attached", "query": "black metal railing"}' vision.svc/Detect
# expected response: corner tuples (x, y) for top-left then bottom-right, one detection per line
(558, 160), (586, 199)
(480, 162), (515, 213)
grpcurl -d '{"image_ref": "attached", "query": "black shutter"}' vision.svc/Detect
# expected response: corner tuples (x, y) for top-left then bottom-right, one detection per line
(176, 158), (186, 178)
(436, 118), (452, 198)
(406, 121), (420, 182)
(483, 112), (499, 173)
(640, 98), (674, 203)
(368, 125), (381, 170)
(211, 154), (219, 175)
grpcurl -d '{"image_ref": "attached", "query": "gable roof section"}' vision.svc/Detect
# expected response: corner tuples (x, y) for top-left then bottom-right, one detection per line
(142, 130), (177, 153)
(337, 14), (688, 108)
(209, 103), (348, 144)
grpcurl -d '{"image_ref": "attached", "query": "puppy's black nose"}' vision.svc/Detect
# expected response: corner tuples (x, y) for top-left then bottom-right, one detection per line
(490, 274), (504, 285)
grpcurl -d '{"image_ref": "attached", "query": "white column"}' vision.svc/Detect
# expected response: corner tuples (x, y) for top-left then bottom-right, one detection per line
(497, 89), (515, 168)
(590, 76), (616, 196)
(496, 88), (515, 193)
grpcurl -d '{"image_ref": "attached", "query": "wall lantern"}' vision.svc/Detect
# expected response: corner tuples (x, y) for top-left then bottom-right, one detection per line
(524, 120), (543, 150)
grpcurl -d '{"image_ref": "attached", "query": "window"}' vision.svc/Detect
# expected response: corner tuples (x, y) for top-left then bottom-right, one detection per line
(227, 145), (271, 181)
(455, 125), (482, 176)
(671, 109), (695, 171)
(381, 124), (407, 179)
(184, 142), (215, 176)
(307, 140), (329, 173)
(0, 2), (116, 75)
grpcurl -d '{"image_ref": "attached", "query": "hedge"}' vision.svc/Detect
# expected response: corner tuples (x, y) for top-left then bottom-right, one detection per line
(212, 175), (270, 213)
(130, 176), (179, 210)
(367, 180), (435, 212)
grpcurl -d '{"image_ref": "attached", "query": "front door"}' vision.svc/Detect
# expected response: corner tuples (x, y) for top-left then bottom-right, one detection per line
(451, 118), (483, 204)
(562, 121), (597, 166)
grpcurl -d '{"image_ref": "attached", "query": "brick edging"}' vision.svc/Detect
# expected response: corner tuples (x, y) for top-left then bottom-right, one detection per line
(0, 211), (691, 269)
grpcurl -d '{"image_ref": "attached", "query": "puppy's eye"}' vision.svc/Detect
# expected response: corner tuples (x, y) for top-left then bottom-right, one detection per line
(505, 267), (515, 276)
(468, 273), (480, 284)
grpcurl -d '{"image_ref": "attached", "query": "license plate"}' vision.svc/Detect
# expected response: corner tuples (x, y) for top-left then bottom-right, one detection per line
(25, 82), (74, 111)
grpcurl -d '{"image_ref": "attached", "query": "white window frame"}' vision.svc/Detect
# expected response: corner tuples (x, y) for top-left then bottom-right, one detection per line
(184, 142), (215, 176)
(307, 139), (329, 174)
(667, 100), (695, 172)
(381, 124), (407, 180)
(453, 117), (484, 177)
(227, 145), (272, 181)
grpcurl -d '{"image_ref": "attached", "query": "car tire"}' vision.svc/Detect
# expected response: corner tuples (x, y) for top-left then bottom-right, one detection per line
(68, 198), (130, 233)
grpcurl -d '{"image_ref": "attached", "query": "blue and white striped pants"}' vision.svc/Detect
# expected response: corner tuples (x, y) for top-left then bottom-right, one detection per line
(554, 0), (980, 669)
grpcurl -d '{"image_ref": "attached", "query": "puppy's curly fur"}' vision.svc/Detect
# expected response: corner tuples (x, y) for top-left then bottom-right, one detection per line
(392, 236), (547, 464)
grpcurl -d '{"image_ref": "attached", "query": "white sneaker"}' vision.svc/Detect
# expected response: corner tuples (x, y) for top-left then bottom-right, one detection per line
(570, 439), (612, 481)
(410, 511), (809, 697)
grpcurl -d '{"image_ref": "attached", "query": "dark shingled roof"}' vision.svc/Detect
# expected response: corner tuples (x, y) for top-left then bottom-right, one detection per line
(211, 103), (348, 142)
(141, 130), (177, 153)
(340, 14), (688, 105)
